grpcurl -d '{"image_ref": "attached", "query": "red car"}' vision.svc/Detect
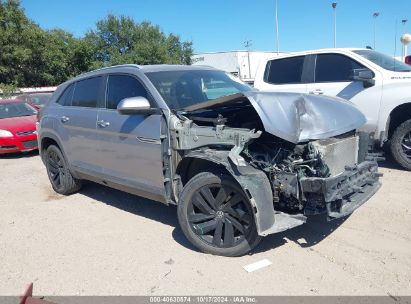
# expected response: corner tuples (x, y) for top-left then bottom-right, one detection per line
(0, 99), (38, 154)
(406, 55), (411, 66)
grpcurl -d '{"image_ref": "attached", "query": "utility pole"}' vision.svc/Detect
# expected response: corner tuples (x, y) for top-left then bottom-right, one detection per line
(402, 19), (408, 31)
(332, 2), (337, 48)
(402, 19), (409, 60)
(275, 0), (280, 54)
(244, 40), (252, 81)
(373, 12), (380, 50)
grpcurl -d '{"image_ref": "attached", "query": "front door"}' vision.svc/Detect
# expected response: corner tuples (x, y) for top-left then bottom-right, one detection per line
(307, 53), (383, 133)
(96, 74), (165, 200)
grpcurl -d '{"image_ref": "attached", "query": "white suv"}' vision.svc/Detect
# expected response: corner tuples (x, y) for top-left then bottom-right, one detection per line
(254, 48), (411, 170)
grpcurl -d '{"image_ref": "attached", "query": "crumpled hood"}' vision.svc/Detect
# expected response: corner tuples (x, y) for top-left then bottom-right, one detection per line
(182, 91), (366, 144)
(243, 91), (366, 143)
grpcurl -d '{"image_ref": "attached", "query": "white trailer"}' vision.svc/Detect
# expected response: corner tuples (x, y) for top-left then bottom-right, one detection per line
(191, 51), (283, 84)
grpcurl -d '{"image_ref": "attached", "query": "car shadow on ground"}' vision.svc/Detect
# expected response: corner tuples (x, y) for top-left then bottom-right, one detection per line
(251, 215), (348, 255)
(79, 182), (350, 255)
(378, 156), (405, 171)
(0, 150), (39, 159)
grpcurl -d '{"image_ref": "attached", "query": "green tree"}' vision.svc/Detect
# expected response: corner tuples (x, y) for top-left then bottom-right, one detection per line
(0, 82), (17, 98)
(86, 14), (193, 67)
(0, 1), (193, 87)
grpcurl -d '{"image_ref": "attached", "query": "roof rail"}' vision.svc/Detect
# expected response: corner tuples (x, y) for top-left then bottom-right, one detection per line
(79, 64), (141, 77)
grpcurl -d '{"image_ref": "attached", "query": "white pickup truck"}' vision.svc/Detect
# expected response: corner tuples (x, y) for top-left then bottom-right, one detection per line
(254, 48), (411, 170)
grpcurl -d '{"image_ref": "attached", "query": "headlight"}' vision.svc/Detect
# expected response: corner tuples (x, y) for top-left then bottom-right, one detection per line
(0, 130), (13, 137)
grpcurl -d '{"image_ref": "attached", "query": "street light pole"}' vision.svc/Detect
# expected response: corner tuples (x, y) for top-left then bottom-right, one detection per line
(373, 12), (380, 50)
(332, 2), (337, 48)
(402, 19), (409, 60)
(275, 0), (280, 54)
(244, 40), (252, 80)
(402, 19), (408, 31)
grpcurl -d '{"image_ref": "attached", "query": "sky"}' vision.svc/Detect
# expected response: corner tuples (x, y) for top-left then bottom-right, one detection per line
(21, 0), (411, 57)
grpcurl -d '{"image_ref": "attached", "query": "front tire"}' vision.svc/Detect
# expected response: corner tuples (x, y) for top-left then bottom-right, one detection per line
(45, 145), (82, 195)
(390, 119), (411, 170)
(177, 171), (261, 257)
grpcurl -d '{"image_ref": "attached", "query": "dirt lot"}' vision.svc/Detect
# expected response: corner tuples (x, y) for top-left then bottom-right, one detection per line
(0, 151), (410, 296)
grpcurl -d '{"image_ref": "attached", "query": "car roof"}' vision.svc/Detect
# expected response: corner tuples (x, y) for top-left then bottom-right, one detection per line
(138, 64), (217, 73)
(56, 64), (219, 91)
(75, 64), (217, 79)
(0, 99), (24, 103)
(21, 92), (53, 96)
(266, 48), (368, 59)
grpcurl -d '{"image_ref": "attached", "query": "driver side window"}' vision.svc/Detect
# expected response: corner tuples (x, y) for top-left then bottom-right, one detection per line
(106, 75), (149, 109)
(315, 54), (367, 83)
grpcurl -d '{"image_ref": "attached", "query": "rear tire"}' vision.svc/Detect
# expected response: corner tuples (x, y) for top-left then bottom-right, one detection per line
(390, 119), (411, 170)
(45, 145), (82, 195)
(177, 171), (261, 257)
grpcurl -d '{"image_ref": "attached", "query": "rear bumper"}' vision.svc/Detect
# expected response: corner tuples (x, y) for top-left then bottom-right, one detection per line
(0, 135), (38, 154)
(299, 161), (381, 219)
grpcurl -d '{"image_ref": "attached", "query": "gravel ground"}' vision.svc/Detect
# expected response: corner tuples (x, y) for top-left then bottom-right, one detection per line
(0, 151), (410, 296)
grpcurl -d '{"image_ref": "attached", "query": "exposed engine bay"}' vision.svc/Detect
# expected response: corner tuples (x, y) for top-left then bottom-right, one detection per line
(169, 92), (381, 236)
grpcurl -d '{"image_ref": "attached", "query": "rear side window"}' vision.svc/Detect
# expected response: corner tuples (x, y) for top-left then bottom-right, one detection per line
(264, 56), (305, 84)
(315, 54), (365, 82)
(106, 75), (148, 109)
(56, 84), (74, 106)
(72, 77), (102, 108)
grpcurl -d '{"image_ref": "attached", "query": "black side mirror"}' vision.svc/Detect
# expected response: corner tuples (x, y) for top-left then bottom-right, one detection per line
(352, 69), (375, 88)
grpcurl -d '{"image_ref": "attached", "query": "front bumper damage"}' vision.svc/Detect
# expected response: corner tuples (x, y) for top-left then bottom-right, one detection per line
(171, 107), (381, 237)
(258, 160), (381, 236)
(300, 160), (381, 220)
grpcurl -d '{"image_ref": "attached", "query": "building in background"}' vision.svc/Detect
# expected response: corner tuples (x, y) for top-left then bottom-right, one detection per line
(191, 51), (283, 85)
(0, 86), (56, 100)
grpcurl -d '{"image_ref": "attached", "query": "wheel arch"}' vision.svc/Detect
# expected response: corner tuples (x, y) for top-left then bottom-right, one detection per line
(176, 157), (229, 186)
(39, 132), (79, 178)
(387, 102), (411, 139)
(175, 151), (275, 236)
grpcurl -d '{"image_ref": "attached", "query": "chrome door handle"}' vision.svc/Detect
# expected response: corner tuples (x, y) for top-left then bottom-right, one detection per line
(61, 116), (70, 123)
(309, 89), (324, 95)
(97, 120), (110, 128)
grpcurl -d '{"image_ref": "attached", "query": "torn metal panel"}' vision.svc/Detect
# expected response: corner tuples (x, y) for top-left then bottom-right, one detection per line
(169, 115), (262, 166)
(182, 91), (366, 144)
(245, 91), (367, 143)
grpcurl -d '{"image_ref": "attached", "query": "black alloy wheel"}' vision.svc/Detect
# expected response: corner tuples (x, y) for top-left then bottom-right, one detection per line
(178, 172), (261, 256)
(400, 131), (411, 160)
(390, 119), (411, 170)
(47, 149), (65, 190)
(188, 183), (253, 248)
(45, 145), (82, 194)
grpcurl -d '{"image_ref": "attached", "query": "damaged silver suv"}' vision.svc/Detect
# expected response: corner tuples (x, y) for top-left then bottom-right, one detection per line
(38, 65), (381, 256)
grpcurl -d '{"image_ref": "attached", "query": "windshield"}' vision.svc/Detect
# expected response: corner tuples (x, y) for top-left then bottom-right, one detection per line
(145, 70), (253, 109)
(26, 93), (52, 105)
(353, 50), (411, 72)
(0, 102), (37, 119)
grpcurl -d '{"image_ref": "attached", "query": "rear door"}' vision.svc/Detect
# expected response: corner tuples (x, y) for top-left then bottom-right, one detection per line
(255, 55), (309, 93)
(59, 76), (103, 173)
(96, 74), (165, 200)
